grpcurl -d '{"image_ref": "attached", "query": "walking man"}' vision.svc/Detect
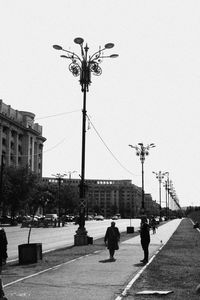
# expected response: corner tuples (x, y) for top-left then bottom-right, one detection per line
(140, 216), (150, 264)
(104, 221), (120, 261)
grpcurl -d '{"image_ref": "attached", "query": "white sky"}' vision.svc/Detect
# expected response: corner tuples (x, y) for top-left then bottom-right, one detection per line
(1, 0), (200, 208)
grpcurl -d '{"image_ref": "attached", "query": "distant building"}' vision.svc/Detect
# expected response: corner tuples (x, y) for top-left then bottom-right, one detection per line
(43, 177), (158, 217)
(0, 100), (46, 175)
(144, 193), (160, 216)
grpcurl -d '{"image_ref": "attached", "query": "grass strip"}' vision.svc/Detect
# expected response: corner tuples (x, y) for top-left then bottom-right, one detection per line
(129, 218), (200, 299)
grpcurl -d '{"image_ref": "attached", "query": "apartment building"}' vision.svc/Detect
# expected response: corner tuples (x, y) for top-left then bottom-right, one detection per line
(43, 177), (159, 217)
(0, 100), (46, 175)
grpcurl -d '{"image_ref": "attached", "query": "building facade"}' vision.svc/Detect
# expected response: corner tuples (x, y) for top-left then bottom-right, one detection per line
(0, 100), (46, 175)
(43, 177), (159, 218)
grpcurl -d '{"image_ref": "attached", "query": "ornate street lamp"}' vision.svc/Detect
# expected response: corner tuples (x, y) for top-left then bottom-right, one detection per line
(129, 143), (155, 213)
(152, 171), (168, 221)
(53, 38), (118, 245)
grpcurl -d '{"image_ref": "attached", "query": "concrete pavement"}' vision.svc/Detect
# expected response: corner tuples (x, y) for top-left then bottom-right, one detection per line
(4, 219), (182, 300)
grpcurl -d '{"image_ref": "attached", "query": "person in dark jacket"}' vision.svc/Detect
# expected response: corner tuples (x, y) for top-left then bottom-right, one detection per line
(104, 221), (120, 261)
(140, 216), (150, 264)
(0, 227), (8, 299)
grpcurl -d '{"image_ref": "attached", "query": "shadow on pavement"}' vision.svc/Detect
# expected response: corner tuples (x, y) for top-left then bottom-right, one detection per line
(134, 262), (144, 267)
(99, 258), (116, 263)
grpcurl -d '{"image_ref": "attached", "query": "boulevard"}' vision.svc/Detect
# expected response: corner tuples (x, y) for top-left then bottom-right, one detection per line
(4, 218), (141, 262)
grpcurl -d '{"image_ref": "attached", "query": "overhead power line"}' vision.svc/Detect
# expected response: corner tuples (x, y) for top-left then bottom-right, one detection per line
(35, 109), (81, 120)
(86, 115), (140, 177)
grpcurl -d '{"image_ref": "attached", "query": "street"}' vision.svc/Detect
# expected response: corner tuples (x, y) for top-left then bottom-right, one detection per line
(4, 218), (141, 261)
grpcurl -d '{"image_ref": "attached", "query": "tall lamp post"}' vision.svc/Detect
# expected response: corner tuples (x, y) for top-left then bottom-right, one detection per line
(152, 171), (168, 221)
(53, 38), (118, 245)
(52, 173), (67, 227)
(163, 172), (169, 219)
(67, 170), (77, 180)
(129, 143), (155, 214)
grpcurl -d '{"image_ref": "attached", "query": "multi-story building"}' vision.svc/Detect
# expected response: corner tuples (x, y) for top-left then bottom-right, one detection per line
(0, 100), (46, 175)
(43, 177), (159, 217)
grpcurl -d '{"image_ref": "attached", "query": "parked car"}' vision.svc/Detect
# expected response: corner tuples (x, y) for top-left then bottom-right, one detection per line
(94, 215), (104, 221)
(86, 215), (94, 221)
(0, 215), (12, 224)
(65, 215), (75, 222)
(44, 214), (58, 221)
(111, 215), (119, 220)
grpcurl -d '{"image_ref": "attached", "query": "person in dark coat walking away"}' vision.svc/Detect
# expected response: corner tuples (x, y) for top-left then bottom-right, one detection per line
(104, 221), (120, 261)
(150, 216), (157, 234)
(0, 227), (8, 300)
(140, 216), (150, 264)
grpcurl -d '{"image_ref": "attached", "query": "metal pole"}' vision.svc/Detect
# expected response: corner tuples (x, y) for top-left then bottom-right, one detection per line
(159, 173), (162, 221)
(58, 177), (61, 227)
(167, 178), (169, 216)
(79, 82), (87, 230)
(165, 181), (168, 218)
(141, 159), (145, 211)
(53, 39), (118, 245)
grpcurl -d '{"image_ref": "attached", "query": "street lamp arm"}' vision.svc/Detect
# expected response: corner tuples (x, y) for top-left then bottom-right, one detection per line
(89, 47), (107, 62)
(98, 55), (119, 59)
(53, 45), (82, 63)
(61, 49), (82, 62)
(128, 144), (138, 150)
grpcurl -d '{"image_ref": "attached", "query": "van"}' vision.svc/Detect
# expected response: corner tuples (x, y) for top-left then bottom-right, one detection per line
(44, 214), (58, 221)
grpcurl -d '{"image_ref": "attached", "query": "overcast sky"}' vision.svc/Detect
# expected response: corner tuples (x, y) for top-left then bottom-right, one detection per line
(1, 0), (200, 208)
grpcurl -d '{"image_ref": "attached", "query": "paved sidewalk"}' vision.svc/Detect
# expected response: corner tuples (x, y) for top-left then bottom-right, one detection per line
(4, 219), (182, 300)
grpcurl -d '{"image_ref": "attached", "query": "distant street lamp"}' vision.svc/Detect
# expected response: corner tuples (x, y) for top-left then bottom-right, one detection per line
(52, 173), (67, 227)
(163, 172), (169, 219)
(152, 171), (168, 221)
(129, 143), (155, 213)
(53, 38), (118, 245)
(67, 170), (77, 180)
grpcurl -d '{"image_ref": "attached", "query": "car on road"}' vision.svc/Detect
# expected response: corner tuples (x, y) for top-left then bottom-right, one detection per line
(42, 214), (59, 227)
(44, 214), (58, 221)
(94, 215), (104, 221)
(65, 215), (75, 222)
(0, 215), (18, 226)
(111, 215), (119, 220)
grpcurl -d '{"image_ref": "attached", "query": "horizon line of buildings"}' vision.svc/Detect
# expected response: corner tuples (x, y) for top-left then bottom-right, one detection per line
(0, 100), (180, 217)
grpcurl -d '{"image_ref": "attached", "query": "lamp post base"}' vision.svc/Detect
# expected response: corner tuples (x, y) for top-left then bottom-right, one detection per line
(74, 227), (88, 246)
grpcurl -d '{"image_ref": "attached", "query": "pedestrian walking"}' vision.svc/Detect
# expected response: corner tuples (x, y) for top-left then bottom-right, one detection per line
(150, 216), (157, 234)
(0, 227), (8, 300)
(104, 221), (120, 261)
(140, 216), (150, 264)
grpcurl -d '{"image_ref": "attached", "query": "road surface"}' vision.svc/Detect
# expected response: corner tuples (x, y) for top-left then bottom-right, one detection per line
(3, 218), (141, 261)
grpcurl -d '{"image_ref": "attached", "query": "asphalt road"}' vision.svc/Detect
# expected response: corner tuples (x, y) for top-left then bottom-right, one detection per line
(4, 218), (141, 261)
(3, 219), (182, 300)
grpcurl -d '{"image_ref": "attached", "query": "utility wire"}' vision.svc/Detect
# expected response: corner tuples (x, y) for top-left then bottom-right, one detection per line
(35, 109), (81, 120)
(86, 115), (140, 177)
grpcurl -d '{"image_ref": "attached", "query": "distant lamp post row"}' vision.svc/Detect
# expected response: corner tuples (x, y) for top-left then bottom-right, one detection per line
(152, 171), (168, 220)
(53, 38), (118, 245)
(129, 143), (155, 213)
(52, 173), (67, 227)
(163, 173), (170, 218)
(168, 180), (180, 211)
